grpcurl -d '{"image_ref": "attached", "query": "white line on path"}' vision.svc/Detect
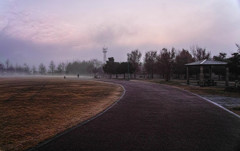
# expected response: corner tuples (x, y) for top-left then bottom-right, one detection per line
(152, 81), (240, 119)
(192, 93), (240, 119)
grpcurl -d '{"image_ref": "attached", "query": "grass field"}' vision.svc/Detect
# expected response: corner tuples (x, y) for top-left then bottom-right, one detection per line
(0, 77), (123, 151)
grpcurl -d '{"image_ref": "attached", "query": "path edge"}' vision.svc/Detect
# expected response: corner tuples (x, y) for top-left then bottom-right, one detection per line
(160, 82), (240, 119)
(134, 80), (240, 119)
(189, 92), (240, 119)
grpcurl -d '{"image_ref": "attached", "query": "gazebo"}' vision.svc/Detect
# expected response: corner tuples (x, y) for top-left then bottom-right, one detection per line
(185, 59), (228, 86)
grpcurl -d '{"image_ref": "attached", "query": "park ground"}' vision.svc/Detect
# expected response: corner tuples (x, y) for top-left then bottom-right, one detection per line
(1, 77), (240, 151)
(36, 79), (240, 151)
(0, 77), (123, 151)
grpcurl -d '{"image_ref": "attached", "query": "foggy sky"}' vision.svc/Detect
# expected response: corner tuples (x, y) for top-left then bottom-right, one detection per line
(0, 0), (240, 66)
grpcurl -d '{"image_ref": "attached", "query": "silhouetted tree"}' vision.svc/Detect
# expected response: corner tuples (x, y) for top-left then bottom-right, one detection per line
(23, 63), (30, 74)
(114, 62), (121, 78)
(5, 59), (10, 72)
(65, 60), (97, 75)
(91, 59), (103, 76)
(157, 48), (175, 81)
(119, 62), (129, 79)
(8, 65), (15, 73)
(191, 46), (211, 61)
(32, 66), (37, 74)
(15, 64), (22, 73)
(49, 60), (56, 75)
(228, 52), (240, 80)
(57, 62), (65, 74)
(174, 49), (194, 78)
(212, 53), (227, 80)
(103, 57), (116, 78)
(0, 63), (4, 73)
(236, 43), (240, 53)
(127, 49), (142, 78)
(144, 51), (157, 78)
(39, 63), (46, 75)
(213, 53), (227, 61)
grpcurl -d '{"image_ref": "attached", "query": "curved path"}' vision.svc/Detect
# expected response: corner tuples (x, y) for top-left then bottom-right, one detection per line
(35, 80), (240, 151)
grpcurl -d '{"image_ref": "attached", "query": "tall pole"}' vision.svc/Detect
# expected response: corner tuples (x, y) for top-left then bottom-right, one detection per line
(103, 47), (108, 63)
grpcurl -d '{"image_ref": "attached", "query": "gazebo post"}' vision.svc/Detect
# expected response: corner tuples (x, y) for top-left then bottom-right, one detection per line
(186, 66), (189, 85)
(225, 67), (229, 87)
(200, 66), (204, 85)
(209, 65), (212, 80)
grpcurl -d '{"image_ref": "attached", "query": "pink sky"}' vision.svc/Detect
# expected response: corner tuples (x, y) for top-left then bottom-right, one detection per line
(0, 0), (240, 66)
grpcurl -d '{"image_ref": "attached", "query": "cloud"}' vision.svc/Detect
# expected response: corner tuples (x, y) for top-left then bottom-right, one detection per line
(3, 0), (239, 48)
(2, 11), (83, 45)
(0, 0), (240, 65)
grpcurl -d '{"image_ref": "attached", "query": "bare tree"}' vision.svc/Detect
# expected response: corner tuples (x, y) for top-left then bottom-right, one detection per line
(190, 45), (211, 61)
(8, 65), (14, 73)
(49, 60), (56, 75)
(57, 62), (66, 74)
(157, 48), (175, 81)
(144, 51), (157, 79)
(228, 52), (240, 80)
(127, 49), (142, 78)
(23, 63), (30, 74)
(213, 53), (227, 61)
(39, 63), (46, 75)
(31, 66), (37, 74)
(103, 57), (116, 79)
(236, 43), (240, 53)
(91, 59), (103, 76)
(0, 62), (4, 73)
(174, 49), (194, 78)
(91, 59), (102, 68)
(212, 53), (227, 80)
(5, 59), (10, 71)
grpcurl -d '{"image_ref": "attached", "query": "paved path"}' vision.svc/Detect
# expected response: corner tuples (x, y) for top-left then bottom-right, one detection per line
(35, 80), (240, 151)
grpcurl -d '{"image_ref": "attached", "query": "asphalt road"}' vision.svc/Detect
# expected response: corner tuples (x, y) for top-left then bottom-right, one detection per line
(35, 80), (240, 151)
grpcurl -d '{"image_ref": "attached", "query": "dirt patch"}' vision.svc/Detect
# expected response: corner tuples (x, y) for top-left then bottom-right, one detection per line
(0, 77), (123, 151)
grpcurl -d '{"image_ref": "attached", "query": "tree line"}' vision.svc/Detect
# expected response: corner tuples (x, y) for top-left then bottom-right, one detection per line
(103, 44), (240, 81)
(1, 44), (239, 80)
(0, 59), (103, 76)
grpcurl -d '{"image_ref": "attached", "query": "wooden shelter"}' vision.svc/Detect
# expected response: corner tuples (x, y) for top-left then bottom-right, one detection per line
(185, 59), (228, 86)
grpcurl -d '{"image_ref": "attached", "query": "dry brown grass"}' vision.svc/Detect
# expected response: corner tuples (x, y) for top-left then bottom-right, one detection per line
(0, 77), (123, 151)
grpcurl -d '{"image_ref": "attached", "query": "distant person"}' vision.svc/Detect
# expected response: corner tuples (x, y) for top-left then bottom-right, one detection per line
(77, 74), (79, 78)
(64, 76), (66, 79)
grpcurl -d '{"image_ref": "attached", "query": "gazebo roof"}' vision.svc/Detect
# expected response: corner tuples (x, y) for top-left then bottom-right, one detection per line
(185, 59), (227, 66)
